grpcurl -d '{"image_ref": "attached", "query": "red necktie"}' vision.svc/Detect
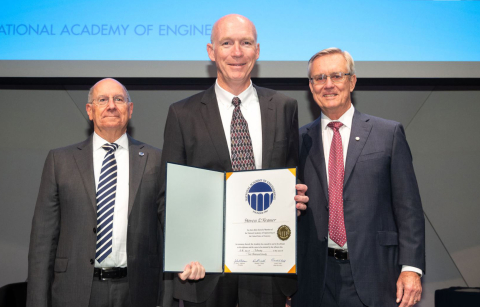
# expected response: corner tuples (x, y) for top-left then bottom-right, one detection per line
(230, 97), (256, 171)
(327, 122), (347, 247)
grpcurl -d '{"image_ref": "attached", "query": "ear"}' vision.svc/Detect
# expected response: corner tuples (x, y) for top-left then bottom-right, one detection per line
(86, 103), (94, 121)
(207, 43), (215, 62)
(127, 102), (134, 119)
(349, 74), (357, 92)
(255, 43), (260, 60)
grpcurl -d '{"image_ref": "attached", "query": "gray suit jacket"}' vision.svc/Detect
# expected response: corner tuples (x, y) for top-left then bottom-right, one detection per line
(293, 110), (425, 307)
(159, 84), (299, 303)
(27, 135), (163, 307)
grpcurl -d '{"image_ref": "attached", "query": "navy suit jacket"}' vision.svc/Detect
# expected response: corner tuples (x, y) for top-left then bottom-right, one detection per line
(294, 110), (425, 307)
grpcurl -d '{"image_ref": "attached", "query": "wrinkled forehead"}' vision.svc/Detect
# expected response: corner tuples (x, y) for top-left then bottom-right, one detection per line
(311, 54), (348, 73)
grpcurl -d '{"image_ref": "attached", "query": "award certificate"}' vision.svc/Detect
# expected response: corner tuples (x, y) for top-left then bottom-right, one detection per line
(164, 163), (296, 274)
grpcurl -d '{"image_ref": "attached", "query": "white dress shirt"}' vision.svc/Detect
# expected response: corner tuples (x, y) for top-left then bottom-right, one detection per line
(321, 105), (422, 276)
(215, 80), (263, 169)
(93, 132), (129, 268)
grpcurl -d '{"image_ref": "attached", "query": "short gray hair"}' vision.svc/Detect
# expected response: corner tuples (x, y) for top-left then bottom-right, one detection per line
(307, 47), (355, 77)
(87, 78), (131, 103)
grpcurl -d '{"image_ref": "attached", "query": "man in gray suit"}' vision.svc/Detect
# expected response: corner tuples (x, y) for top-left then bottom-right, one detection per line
(293, 48), (425, 307)
(27, 78), (163, 307)
(160, 14), (308, 307)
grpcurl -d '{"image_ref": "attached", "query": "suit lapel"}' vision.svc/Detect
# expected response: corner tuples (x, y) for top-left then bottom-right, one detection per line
(73, 136), (97, 212)
(128, 136), (147, 216)
(305, 118), (329, 203)
(200, 85), (233, 171)
(256, 85), (276, 170)
(344, 110), (372, 186)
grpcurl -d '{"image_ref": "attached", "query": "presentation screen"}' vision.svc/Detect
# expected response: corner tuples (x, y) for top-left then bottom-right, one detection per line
(1, 0), (479, 78)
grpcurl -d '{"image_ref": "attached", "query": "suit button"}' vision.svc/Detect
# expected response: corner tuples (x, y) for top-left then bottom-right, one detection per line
(90, 259), (94, 265)
(93, 228), (96, 233)
(324, 236), (328, 241)
(325, 206), (329, 211)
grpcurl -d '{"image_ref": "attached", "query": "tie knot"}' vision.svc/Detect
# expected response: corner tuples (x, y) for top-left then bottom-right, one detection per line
(102, 143), (119, 152)
(232, 97), (241, 108)
(327, 121), (343, 131)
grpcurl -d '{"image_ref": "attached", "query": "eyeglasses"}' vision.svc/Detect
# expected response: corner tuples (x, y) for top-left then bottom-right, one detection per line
(91, 95), (128, 106)
(309, 72), (351, 85)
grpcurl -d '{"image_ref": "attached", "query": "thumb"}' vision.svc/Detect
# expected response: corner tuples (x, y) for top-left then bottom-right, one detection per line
(396, 280), (404, 303)
(178, 264), (192, 281)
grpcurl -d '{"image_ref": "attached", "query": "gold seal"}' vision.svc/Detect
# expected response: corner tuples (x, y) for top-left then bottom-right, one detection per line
(277, 225), (291, 241)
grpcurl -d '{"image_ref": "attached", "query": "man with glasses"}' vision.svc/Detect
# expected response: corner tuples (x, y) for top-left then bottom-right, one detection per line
(293, 48), (425, 307)
(27, 78), (164, 307)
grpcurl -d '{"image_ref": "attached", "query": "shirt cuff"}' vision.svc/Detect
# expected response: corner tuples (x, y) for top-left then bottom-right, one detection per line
(401, 265), (423, 277)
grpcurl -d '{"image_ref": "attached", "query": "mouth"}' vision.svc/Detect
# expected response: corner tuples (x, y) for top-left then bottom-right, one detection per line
(228, 63), (246, 67)
(323, 94), (338, 97)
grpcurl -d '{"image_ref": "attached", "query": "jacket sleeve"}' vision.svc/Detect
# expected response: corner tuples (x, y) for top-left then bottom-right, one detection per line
(390, 123), (426, 273)
(27, 150), (61, 307)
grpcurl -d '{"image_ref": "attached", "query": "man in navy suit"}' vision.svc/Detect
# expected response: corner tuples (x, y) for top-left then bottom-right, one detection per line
(293, 48), (425, 307)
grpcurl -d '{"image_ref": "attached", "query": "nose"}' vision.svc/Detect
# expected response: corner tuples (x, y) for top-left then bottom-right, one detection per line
(324, 76), (335, 88)
(231, 43), (243, 57)
(105, 97), (117, 109)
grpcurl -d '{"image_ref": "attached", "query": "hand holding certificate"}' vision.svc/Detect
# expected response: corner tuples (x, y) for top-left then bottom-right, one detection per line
(164, 163), (297, 274)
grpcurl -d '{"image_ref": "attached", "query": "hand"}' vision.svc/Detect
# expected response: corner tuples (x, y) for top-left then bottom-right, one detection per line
(295, 184), (309, 216)
(178, 261), (205, 281)
(396, 271), (422, 307)
(285, 296), (291, 307)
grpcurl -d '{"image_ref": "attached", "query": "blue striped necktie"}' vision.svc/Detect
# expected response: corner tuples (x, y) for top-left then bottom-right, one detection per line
(95, 143), (119, 263)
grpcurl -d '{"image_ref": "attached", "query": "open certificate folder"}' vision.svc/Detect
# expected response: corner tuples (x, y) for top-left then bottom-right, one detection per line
(164, 163), (297, 274)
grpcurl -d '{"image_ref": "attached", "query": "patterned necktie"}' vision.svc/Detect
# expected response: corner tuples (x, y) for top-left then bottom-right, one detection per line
(95, 143), (119, 263)
(327, 122), (347, 247)
(230, 97), (256, 171)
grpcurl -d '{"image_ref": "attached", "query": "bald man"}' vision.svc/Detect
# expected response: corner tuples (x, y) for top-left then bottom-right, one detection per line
(27, 79), (164, 307)
(159, 14), (307, 307)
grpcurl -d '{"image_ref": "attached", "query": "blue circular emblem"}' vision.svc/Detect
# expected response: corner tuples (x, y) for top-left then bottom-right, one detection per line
(247, 182), (274, 212)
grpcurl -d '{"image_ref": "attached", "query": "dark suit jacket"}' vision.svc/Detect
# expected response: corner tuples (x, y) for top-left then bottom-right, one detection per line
(27, 135), (163, 307)
(294, 110), (425, 307)
(159, 84), (299, 303)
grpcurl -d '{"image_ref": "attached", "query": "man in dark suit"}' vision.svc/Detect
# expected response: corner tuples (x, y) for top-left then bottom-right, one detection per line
(27, 78), (163, 307)
(293, 48), (425, 307)
(159, 14), (308, 307)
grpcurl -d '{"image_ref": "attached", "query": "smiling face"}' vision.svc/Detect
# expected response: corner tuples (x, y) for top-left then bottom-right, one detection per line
(309, 53), (357, 120)
(86, 78), (133, 138)
(207, 14), (259, 95)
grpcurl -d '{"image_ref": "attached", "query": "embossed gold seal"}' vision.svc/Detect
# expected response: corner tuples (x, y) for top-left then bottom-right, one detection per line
(277, 225), (291, 241)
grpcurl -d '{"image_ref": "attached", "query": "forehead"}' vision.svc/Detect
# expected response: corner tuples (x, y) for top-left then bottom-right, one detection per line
(92, 79), (126, 97)
(215, 18), (256, 41)
(311, 53), (348, 73)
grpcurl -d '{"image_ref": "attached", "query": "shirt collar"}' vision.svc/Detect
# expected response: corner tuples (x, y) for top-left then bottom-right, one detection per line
(93, 132), (128, 151)
(215, 79), (255, 109)
(321, 104), (355, 131)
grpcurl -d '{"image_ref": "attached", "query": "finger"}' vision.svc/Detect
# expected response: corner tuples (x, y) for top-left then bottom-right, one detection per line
(396, 280), (404, 304)
(194, 261), (203, 280)
(178, 264), (191, 281)
(400, 287), (413, 307)
(294, 195), (309, 203)
(297, 209), (301, 216)
(190, 261), (199, 279)
(295, 184), (308, 194)
(296, 202), (307, 211)
(200, 262), (206, 279)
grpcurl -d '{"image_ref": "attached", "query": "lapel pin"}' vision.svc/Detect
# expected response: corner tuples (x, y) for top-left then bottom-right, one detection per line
(139, 152), (144, 157)
(355, 137), (360, 141)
